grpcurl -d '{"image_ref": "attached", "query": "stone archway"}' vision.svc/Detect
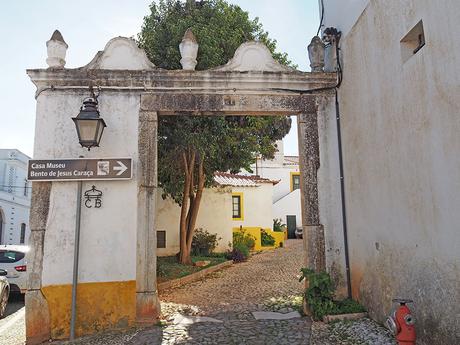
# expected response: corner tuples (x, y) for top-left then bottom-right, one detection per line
(26, 34), (339, 343)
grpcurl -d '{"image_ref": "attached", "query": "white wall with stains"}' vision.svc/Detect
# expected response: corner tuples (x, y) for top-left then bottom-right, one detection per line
(155, 187), (234, 256)
(320, 0), (369, 37)
(232, 184), (274, 230)
(331, 0), (460, 343)
(36, 91), (140, 286)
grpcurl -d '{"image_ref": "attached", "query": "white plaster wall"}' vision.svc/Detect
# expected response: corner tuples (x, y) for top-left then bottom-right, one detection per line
(321, 0), (369, 38)
(37, 91), (140, 286)
(0, 149), (31, 245)
(316, 96), (346, 296)
(248, 139), (301, 228)
(156, 187), (233, 256)
(337, 1), (460, 343)
(0, 195), (30, 245)
(273, 189), (301, 228)
(255, 164), (299, 203)
(232, 184), (273, 230)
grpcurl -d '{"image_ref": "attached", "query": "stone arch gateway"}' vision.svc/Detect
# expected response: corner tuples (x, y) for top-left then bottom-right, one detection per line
(25, 34), (343, 343)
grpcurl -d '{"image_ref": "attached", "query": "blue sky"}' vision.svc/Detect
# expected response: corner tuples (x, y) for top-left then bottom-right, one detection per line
(0, 0), (319, 157)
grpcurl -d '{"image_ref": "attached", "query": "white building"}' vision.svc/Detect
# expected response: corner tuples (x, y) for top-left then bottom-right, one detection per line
(156, 173), (276, 256)
(320, 1), (460, 343)
(249, 140), (301, 238)
(0, 149), (31, 245)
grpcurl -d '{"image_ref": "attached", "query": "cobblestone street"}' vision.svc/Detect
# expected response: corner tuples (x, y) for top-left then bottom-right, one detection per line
(2, 240), (396, 345)
(58, 239), (310, 345)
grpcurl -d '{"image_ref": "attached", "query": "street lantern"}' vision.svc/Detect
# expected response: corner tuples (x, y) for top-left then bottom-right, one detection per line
(72, 90), (106, 150)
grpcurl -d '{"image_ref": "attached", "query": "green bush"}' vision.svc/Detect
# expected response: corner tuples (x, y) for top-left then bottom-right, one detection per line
(233, 230), (255, 250)
(273, 218), (286, 232)
(191, 228), (221, 256)
(228, 242), (250, 262)
(261, 229), (276, 246)
(299, 268), (365, 320)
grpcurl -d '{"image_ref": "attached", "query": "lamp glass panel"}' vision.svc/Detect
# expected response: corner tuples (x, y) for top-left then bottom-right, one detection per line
(95, 120), (105, 144)
(77, 119), (98, 142)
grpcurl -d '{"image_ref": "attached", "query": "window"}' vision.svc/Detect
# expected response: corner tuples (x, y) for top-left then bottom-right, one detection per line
(20, 223), (26, 244)
(24, 180), (28, 197)
(401, 20), (425, 63)
(0, 250), (25, 263)
(232, 193), (244, 220)
(291, 172), (301, 191)
(157, 230), (166, 248)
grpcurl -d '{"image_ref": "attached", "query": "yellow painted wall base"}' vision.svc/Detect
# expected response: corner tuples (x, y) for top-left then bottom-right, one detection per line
(41, 280), (136, 339)
(233, 227), (285, 251)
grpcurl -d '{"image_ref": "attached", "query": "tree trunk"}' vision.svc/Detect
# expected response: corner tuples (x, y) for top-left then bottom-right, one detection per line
(178, 153), (205, 265)
(178, 151), (194, 265)
(185, 158), (205, 255)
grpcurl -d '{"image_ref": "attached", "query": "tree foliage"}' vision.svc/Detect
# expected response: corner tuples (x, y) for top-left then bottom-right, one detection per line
(139, 0), (296, 70)
(138, 0), (293, 264)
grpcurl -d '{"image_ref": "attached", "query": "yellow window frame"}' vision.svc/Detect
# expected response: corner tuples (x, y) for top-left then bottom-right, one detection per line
(232, 192), (244, 221)
(290, 172), (301, 192)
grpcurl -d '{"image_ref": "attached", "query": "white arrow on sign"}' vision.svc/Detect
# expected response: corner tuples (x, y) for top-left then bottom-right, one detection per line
(113, 161), (128, 176)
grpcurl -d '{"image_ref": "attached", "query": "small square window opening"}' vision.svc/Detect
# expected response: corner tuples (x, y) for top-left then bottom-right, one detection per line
(401, 20), (425, 63)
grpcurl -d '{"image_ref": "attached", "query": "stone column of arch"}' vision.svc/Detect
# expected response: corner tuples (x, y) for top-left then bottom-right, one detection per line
(25, 182), (52, 344)
(298, 110), (326, 272)
(136, 110), (161, 323)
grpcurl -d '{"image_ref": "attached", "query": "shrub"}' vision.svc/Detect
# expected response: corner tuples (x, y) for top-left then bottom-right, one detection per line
(228, 243), (249, 262)
(191, 228), (221, 256)
(299, 268), (365, 320)
(261, 229), (276, 246)
(230, 229), (255, 262)
(233, 230), (255, 250)
(334, 298), (366, 315)
(273, 218), (286, 232)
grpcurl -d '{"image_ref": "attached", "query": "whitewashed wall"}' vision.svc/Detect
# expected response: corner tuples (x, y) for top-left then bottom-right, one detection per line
(0, 149), (31, 245)
(36, 91), (140, 286)
(256, 164), (299, 203)
(0, 194), (30, 245)
(155, 187), (233, 256)
(334, 0), (460, 343)
(272, 188), (301, 227)
(232, 184), (273, 230)
(320, 0), (369, 37)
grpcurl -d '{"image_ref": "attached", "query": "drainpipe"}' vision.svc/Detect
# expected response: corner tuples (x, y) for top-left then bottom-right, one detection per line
(335, 88), (352, 300)
(326, 27), (352, 299)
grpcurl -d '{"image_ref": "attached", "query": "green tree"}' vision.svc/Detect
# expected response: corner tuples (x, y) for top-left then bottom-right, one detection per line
(139, 0), (293, 264)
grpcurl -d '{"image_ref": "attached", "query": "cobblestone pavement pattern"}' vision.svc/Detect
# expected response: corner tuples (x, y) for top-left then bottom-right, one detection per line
(310, 318), (396, 345)
(4, 240), (396, 344)
(57, 240), (310, 345)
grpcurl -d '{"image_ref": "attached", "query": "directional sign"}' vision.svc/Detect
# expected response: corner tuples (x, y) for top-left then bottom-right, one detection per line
(27, 158), (132, 181)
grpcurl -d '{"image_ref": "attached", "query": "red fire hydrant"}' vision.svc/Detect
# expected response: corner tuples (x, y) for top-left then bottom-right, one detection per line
(386, 298), (416, 345)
